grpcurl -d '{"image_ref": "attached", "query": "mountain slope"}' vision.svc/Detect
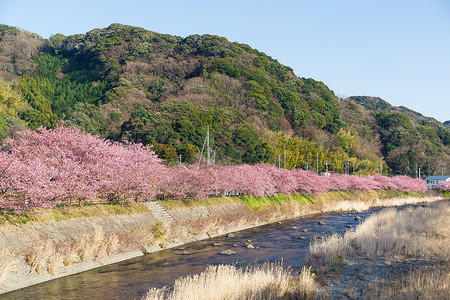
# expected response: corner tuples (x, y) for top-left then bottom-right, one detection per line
(0, 23), (448, 176)
(341, 96), (450, 176)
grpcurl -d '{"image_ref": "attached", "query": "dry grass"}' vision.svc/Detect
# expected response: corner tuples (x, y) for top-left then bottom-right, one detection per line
(0, 248), (15, 283)
(25, 240), (61, 275)
(144, 264), (318, 300)
(372, 195), (443, 208)
(22, 224), (161, 275)
(75, 226), (118, 262)
(309, 200), (450, 265)
(161, 191), (441, 246)
(113, 223), (166, 249)
(366, 263), (450, 299)
(329, 196), (441, 212)
(308, 200), (450, 299)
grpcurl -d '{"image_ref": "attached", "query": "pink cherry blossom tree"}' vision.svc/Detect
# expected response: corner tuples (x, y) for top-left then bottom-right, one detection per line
(1, 125), (163, 210)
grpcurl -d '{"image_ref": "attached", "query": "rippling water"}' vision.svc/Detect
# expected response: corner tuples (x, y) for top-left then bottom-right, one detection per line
(2, 204), (425, 300)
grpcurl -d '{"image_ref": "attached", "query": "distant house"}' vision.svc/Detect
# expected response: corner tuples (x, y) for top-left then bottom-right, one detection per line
(424, 175), (450, 190)
(319, 171), (332, 177)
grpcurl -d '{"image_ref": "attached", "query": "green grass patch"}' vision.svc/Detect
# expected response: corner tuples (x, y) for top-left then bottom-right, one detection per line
(160, 190), (427, 212)
(0, 202), (150, 227)
(160, 196), (239, 210)
(291, 194), (316, 204)
(152, 222), (166, 239)
(442, 191), (450, 198)
(240, 194), (297, 210)
(239, 195), (268, 211)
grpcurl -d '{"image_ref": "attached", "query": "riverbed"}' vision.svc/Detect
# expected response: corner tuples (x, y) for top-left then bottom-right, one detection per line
(1, 204), (427, 300)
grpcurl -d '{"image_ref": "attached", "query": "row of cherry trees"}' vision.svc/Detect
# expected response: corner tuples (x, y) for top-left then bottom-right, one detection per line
(160, 164), (427, 199)
(0, 126), (427, 211)
(438, 181), (450, 191)
(0, 126), (164, 211)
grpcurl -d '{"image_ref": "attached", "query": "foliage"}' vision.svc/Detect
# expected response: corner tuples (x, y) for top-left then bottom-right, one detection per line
(336, 128), (357, 156)
(0, 24), (448, 176)
(376, 112), (413, 130)
(159, 163), (426, 201)
(349, 96), (392, 112)
(0, 126), (163, 211)
(0, 80), (28, 117)
(438, 181), (450, 192)
(121, 101), (238, 164)
(0, 126), (427, 212)
(15, 76), (57, 128)
(371, 111), (450, 176)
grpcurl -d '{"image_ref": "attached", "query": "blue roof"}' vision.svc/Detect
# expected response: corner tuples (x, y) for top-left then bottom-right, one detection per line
(424, 176), (450, 180)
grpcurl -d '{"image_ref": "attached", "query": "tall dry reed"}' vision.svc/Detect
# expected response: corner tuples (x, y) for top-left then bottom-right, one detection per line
(144, 264), (317, 300)
(24, 226), (123, 274)
(0, 248), (14, 283)
(308, 200), (450, 265)
(366, 264), (450, 299)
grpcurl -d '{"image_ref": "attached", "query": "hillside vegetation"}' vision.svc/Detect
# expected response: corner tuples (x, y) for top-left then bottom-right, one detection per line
(1, 23), (449, 176)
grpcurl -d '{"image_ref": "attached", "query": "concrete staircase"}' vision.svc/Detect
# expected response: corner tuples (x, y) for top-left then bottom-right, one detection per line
(144, 201), (175, 224)
(143, 201), (200, 243)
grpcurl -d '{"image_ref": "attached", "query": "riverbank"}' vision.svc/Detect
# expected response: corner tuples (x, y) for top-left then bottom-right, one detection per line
(0, 190), (443, 295)
(308, 199), (450, 299)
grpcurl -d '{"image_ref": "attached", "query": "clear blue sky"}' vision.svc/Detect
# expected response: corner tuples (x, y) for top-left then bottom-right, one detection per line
(1, 0), (449, 122)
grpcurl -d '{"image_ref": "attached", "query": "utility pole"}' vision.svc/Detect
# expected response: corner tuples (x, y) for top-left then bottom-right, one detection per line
(347, 159), (350, 175)
(206, 126), (210, 166)
(278, 155), (281, 168)
(418, 167), (421, 178)
(283, 143), (286, 169)
(306, 162), (309, 171)
(316, 153), (319, 175)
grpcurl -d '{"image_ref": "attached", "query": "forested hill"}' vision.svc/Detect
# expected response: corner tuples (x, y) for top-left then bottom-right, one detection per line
(0, 23), (449, 177)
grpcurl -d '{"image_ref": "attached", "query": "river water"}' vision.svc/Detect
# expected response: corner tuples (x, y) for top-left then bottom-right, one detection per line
(1, 204), (425, 300)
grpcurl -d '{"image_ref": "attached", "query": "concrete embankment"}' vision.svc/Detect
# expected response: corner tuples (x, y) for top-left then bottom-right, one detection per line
(0, 191), (442, 294)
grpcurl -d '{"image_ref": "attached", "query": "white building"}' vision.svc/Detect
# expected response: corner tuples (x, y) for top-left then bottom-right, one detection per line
(424, 175), (450, 190)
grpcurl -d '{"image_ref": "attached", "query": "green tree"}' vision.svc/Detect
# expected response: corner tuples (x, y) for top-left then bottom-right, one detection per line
(233, 125), (260, 151)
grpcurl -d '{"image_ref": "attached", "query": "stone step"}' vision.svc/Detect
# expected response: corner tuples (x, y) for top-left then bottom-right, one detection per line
(144, 201), (175, 224)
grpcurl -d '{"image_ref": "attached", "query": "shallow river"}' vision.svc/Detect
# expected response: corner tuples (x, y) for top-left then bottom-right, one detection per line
(2, 204), (426, 300)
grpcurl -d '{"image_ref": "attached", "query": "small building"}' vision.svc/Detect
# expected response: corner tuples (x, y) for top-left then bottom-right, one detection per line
(424, 175), (450, 190)
(319, 171), (332, 177)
